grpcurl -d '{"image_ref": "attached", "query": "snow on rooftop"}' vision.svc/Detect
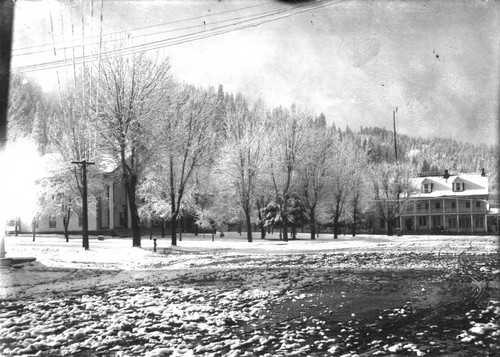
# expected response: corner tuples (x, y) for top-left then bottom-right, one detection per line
(409, 173), (488, 198)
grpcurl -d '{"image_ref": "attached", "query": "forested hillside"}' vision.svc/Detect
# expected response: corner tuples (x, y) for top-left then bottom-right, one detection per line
(357, 126), (499, 195)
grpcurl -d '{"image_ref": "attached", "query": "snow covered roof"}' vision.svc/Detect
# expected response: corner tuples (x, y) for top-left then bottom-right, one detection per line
(487, 207), (500, 215)
(408, 173), (488, 198)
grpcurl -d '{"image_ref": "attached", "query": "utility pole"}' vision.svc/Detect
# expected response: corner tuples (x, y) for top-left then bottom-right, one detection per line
(393, 106), (398, 163)
(72, 159), (94, 250)
(393, 106), (401, 235)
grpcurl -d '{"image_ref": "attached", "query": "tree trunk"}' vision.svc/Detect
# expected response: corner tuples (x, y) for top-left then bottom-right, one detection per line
(283, 223), (288, 242)
(310, 207), (316, 240)
(333, 220), (339, 239)
(256, 202), (266, 239)
(179, 219), (182, 241)
(387, 218), (393, 236)
(352, 210), (357, 237)
(161, 219), (166, 237)
(32, 220), (36, 242)
(63, 215), (70, 242)
(171, 212), (178, 246)
(124, 175), (141, 247)
(169, 155), (177, 246)
(149, 220), (153, 240)
(291, 226), (297, 240)
(244, 208), (252, 242)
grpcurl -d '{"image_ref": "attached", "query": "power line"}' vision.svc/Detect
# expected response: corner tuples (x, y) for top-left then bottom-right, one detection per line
(13, 5), (279, 59)
(12, 1), (273, 55)
(12, 0), (340, 74)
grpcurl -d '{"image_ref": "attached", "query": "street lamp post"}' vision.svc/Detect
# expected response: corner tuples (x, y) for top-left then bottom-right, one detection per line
(72, 159), (94, 250)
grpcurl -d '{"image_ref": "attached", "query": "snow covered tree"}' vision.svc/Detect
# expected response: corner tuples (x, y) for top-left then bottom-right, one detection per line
(7, 74), (43, 140)
(370, 162), (417, 236)
(267, 104), (309, 242)
(324, 134), (360, 239)
(45, 80), (102, 247)
(299, 119), (336, 239)
(89, 53), (175, 247)
(158, 85), (218, 246)
(345, 147), (370, 236)
(30, 106), (49, 155)
(217, 96), (268, 242)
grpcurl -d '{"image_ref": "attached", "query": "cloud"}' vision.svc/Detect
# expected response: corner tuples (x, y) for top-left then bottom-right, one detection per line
(337, 34), (381, 68)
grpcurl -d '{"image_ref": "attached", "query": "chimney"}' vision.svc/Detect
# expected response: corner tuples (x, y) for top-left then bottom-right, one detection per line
(443, 169), (449, 180)
(481, 168), (486, 177)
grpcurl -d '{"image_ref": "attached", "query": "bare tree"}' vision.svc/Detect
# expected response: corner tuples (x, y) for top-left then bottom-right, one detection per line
(217, 96), (268, 242)
(89, 53), (174, 247)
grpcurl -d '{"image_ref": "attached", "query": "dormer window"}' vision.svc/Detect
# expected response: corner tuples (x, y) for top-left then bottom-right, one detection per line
(422, 183), (433, 193)
(453, 182), (464, 192)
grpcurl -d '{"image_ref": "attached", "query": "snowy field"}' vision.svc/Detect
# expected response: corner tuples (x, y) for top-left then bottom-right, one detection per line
(0, 233), (498, 356)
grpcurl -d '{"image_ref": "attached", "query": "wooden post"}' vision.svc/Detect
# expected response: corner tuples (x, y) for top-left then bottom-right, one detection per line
(428, 199), (431, 231)
(470, 199), (473, 233)
(71, 159), (95, 250)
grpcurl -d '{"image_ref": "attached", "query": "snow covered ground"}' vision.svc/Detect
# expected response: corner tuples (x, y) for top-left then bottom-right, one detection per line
(0, 233), (498, 356)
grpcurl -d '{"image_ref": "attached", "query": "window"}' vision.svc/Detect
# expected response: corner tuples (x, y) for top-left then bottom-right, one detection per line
(423, 183), (433, 193)
(465, 201), (470, 209)
(476, 201), (481, 208)
(418, 217), (427, 226)
(448, 217), (457, 228)
(475, 217), (484, 228)
(49, 217), (56, 228)
(432, 216), (441, 227)
(453, 182), (464, 192)
(459, 217), (471, 228)
(416, 202), (429, 211)
(435, 202), (441, 209)
(451, 202), (456, 209)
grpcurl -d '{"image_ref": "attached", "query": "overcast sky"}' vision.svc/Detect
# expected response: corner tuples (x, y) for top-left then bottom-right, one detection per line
(11, 0), (500, 144)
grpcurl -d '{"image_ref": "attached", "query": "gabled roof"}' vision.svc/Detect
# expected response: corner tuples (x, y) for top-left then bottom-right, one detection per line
(408, 173), (488, 198)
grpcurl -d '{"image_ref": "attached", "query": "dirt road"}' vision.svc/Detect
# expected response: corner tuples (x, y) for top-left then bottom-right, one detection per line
(0, 234), (498, 356)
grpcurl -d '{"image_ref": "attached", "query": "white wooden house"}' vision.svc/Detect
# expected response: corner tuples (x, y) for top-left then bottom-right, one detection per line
(373, 170), (498, 234)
